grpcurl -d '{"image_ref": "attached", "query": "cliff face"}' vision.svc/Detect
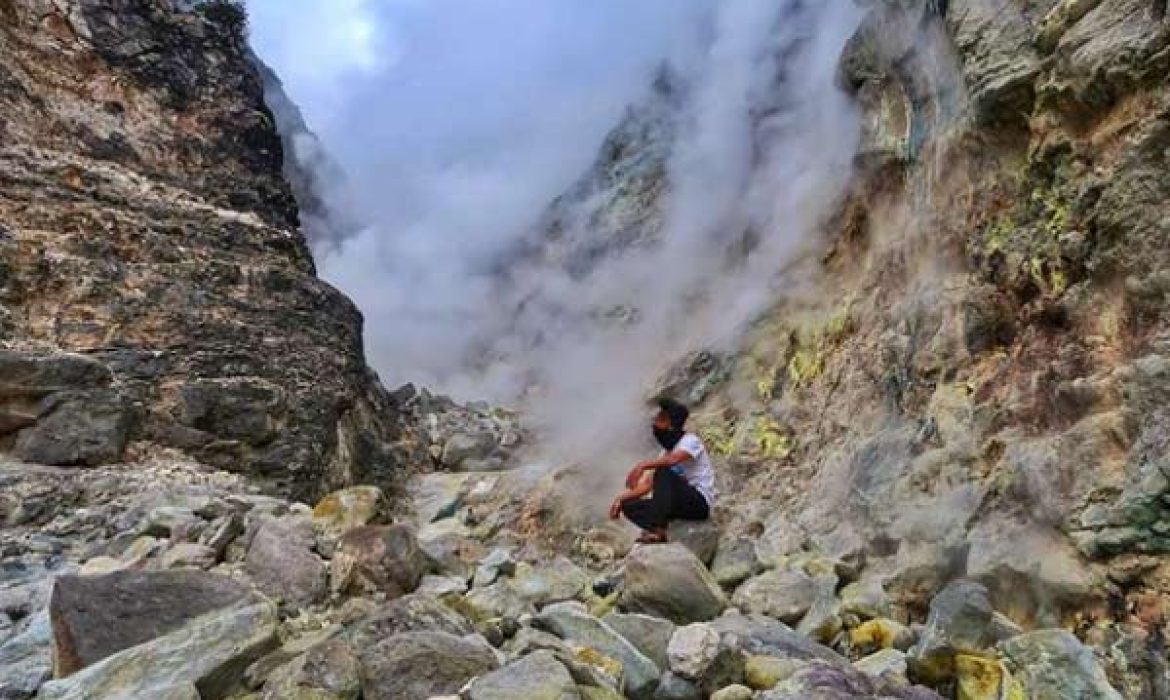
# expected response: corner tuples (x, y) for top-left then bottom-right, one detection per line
(0, 0), (409, 498)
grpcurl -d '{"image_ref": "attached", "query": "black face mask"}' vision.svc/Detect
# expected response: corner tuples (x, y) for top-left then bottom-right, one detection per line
(653, 426), (684, 450)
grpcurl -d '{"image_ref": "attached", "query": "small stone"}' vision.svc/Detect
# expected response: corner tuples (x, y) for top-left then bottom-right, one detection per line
(849, 618), (915, 654)
(853, 648), (908, 685)
(744, 655), (800, 690)
(908, 579), (995, 684)
(711, 537), (762, 588)
(667, 623), (721, 680)
(666, 521), (720, 566)
(160, 543), (217, 570)
(312, 486), (382, 543)
(466, 650), (578, 700)
(731, 569), (820, 625)
(710, 684), (753, 700)
(416, 574), (468, 597)
(653, 671), (702, 700)
(602, 612), (675, 670)
(955, 654), (1014, 700)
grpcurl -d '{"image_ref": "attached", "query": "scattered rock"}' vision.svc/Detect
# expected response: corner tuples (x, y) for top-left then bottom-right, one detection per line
(0, 611), (52, 700)
(474, 548), (518, 588)
(731, 568), (821, 625)
(416, 574), (468, 597)
(260, 638), (361, 700)
(462, 581), (536, 622)
(854, 648), (908, 686)
(330, 524), (428, 599)
(48, 570), (256, 676)
(535, 602), (660, 700)
(620, 544), (726, 625)
(908, 579), (995, 683)
(602, 612), (675, 670)
(710, 684), (753, 700)
(666, 623), (721, 680)
(849, 618), (915, 654)
(358, 631), (499, 700)
(467, 649), (579, 700)
(38, 599), (277, 700)
(666, 520), (719, 566)
(711, 537), (762, 588)
(160, 543), (217, 570)
(246, 519), (328, 607)
(312, 486), (382, 541)
(346, 594), (473, 647)
(512, 558), (591, 606)
(1000, 629), (1123, 700)
(652, 671), (702, 700)
(744, 655), (800, 690)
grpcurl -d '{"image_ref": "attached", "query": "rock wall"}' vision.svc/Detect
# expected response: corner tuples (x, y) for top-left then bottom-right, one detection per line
(0, 0), (412, 499)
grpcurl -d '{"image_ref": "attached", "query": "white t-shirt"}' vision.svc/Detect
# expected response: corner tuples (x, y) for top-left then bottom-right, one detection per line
(673, 433), (716, 506)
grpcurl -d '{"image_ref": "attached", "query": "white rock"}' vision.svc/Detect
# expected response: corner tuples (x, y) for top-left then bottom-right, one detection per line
(666, 622), (721, 681)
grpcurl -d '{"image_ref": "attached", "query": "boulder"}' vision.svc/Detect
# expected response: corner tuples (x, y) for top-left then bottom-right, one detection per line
(666, 521), (720, 566)
(346, 594), (473, 647)
(512, 558), (591, 606)
(358, 631), (499, 700)
(37, 600), (277, 700)
(330, 524), (428, 598)
(849, 618), (915, 654)
(757, 661), (882, 700)
(462, 581), (536, 622)
(711, 537), (762, 588)
(944, 0), (1040, 125)
(244, 626), (340, 689)
(710, 685), (753, 700)
(0, 611), (52, 700)
(620, 544), (726, 625)
(260, 638), (361, 700)
(744, 655), (801, 690)
(1000, 630), (1123, 699)
(602, 612), (675, 670)
(48, 571), (256, 677)
(666, 622), (722, 682)
(908, 579), (995, 683)
(534, 602), (661, 699)
(441, 431), (498, 470)
(731, 569), (821, 625)
(708, 612), (847, 665)
(853, 648), (908, 687)
(416, 574), (468, 597)
(467, 650), (579, 700)
(160, 543), (217, 570)
(954, 654), (1021, 700)
(473, 548), (518, 588)
(12, 390), (132, 467)
(652, 671), (702, 700)
(312, 486), (383, 539)
(246, 519), (328, 607)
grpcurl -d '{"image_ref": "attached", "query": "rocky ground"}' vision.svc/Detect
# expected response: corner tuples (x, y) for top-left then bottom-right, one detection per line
(0, 454), (1154, 699)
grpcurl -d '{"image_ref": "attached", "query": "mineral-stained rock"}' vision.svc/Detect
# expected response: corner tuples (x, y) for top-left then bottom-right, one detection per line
(0, 610), (52, 700)
(853, 648), (908, 686)
(602, 612), (675, 670)
(907, 579), (995, 684)
(260, 638), (362, 700)
(467, 650), (580, 700)
(48, 570), (256, 677)
(246, 519), (328, 607)
(744, 655), (801, 690)
(1000, 629), (1123, 700)
(38, 600), (278, 700)
(358, 631), (499, 700)
(535, 602), (661, 699)
(945, 0), (1040, 125)
(330, 524), (428, 598)
(710, 685), (753, 700)
(708, 612), (847, 666)
(311, 486), (383, 540)
(620, 544), (726, 625)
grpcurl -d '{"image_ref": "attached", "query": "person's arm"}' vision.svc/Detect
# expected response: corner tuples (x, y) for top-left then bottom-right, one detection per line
(624, 447), (692, 488)
(609, 471), (654, 519)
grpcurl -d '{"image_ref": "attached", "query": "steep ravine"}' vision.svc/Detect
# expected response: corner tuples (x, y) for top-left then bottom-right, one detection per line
(1, 1), (1169, 700)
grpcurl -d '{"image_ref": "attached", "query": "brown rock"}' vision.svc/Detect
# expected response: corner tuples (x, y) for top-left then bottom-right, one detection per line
(246, 519), (328, 606)
(331, 524), (429, 598)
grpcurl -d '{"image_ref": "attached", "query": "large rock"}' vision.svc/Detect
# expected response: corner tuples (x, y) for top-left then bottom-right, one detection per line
(330, 524), (429, 598)
(602, 612), (675, 670)
(731, 569), (821, 625)
(666, 623), (721, 681)
(711, 537), (762, 588)
(48, 570), (256, 676)
(666, 521), (720, 566)
(38, 600), (277, 700)
(944, 0), (1040, 125)
(346, 594), (473, 647)
(534, 603), (661, 700)
(358, 631), (499, 700)
(1000, 630), (1123, 700)
(907, 578), (995, 683)
(0, 611), (52, 700)
(467, 650), (579, 700)
(311, 486), (383, 541)
(246, 519), (328, 606)
(260, 638), (361, 700)
(620, 544), (726, 625)
(708, 613), (847, 665)
(11, 390), (132, 467)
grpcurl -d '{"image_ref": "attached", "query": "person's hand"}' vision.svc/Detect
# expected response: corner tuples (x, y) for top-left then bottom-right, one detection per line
(609, 496), (624, 520)
(625, 464), (644, 489)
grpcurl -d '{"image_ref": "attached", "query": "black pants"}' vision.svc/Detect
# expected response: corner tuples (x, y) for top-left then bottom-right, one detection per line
(622, 467), (709, 530)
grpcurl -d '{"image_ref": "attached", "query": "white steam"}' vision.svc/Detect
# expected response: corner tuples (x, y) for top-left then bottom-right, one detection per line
(251, 0), (864, 469)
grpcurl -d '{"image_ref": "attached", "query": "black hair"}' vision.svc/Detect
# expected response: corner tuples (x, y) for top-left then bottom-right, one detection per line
(655, 396), (689, 429)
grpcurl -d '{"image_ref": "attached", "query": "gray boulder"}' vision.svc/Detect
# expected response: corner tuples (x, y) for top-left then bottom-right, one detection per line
(37, 600), (278, 700)
(731, 569), (821, 625)
(48, 570), (256, 676)
(346, 594), (473, 647)
(907, 578), (995, 684)
(330, 524), (429, 598)
(666, 520), (720, 566)
(1001, 630), (1123, 700)
(535, 602), (661, 700)
(246, 518), (328, 607)
(467, 650), (579, 700)
(260, 638), (361, 700)
(653, 671), (702, 700)
(620, 544), (726, 625)
(12, 390), (131, 467)
(603, 612), (675, 670)
(711, 537), (762, 588)
(945, 0), (1040, 125)
(0, 611), (52, 700)
(358, 631), (499, 700)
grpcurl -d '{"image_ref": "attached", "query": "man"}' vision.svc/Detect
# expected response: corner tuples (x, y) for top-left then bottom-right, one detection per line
(609, 397), (715, 543)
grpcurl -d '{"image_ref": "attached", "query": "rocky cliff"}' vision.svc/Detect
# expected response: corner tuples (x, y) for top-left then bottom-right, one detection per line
(0, 0), (413, 499)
